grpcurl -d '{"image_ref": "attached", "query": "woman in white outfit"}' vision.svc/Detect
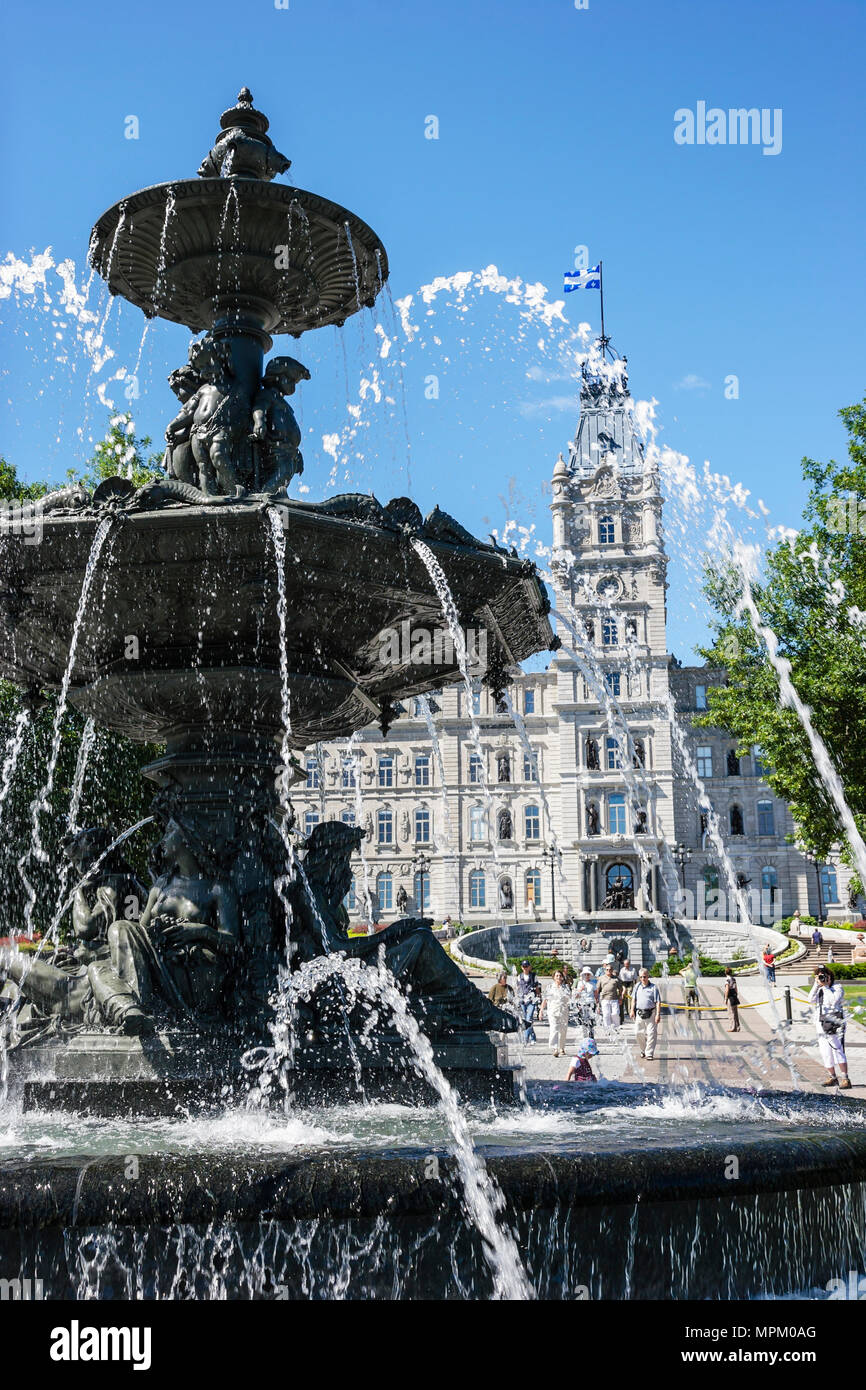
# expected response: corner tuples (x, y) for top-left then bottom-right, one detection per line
(808, 967), (851, 1088)
(541, 970), (572, 1057)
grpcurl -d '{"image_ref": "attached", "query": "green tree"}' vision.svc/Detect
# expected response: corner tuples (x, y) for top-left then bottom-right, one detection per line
(0, 458), (48, 502)
(76, 413), (164, 490)
(699, 394), (866, 892)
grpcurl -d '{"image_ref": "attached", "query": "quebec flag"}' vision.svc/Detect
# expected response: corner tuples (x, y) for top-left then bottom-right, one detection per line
(564, 266), (601, 292)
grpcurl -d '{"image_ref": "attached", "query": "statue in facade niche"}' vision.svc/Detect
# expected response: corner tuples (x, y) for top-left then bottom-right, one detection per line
(292, 822), (517, 1035)
(586, 737), (600, 770)
(497, 808), (513, 841)
(587, 802), (601, 836)
(251, 356), (310, 493)
(396, 884), (409, 913)
(499, 877), (513, 910)
(496, 751), (511, 783)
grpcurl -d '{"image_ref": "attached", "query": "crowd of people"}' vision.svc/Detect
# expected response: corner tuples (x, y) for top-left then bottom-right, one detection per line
(487, 947), (857, 1087)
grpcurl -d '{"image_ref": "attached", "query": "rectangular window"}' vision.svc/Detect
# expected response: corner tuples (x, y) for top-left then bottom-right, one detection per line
(340, 810), (356, 826)
(599, 515), (615, 545)
(753, 745), (768, 778)
(523, 752), (538, 781)
(695, 685), (708, 710)
(305, 758), (320, 789)
(469, 752), (483, 784)
(469, 872), (486, 909)
(696, 745), (713, 779)
(304, 811), (319, 836)
(470, 806), (486, 842)
(523, 688), (535, 714)
(378, 757), (393, 788)
(609, 794), (627, 835)
(604, 671), (621, 697)
(757, 800), (775, 836)
(415, 755), (430, 787)
(605, 736), (622, 771)
(415, 808), (430, 843)
(377, 809), (393, 844)
(601, 617), (618, 648)
(341, 759), (356, 789)
(525, 805), (541, 841)
(471, 685), (482, 717)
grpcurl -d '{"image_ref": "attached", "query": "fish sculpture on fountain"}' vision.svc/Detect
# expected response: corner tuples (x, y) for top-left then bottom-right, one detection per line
(0, 90), (557, 1108)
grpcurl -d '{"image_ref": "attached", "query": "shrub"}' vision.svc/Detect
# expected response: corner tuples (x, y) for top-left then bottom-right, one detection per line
(650, 954), (727, 978)
(506, 954), (575, 981)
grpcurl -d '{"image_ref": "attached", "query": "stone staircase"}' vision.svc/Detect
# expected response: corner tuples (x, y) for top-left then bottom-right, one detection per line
(776, 939), (855, 973)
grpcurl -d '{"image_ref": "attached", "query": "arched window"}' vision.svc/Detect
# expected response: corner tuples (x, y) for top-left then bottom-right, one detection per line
(601, 617), (618, 647)
(470, 805), (486, 842)
(469, 869), (486, 909)
(821, 864), (839, 904)
(599, 514), (615, 545)
(377, 808), (393, 844)
(376, 871), (393, 913)
(415, 807), (431, 843)
(524, 804), (540, 840)
(414, 871), (431, 911)
(525, 868), (541, 907)
(729, 805), (744, 836)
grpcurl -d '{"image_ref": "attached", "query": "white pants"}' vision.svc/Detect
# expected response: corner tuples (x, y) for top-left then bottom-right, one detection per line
(601, 999), (620, 1029)
(548, 1014), (569, 1053)
(817, 1028), (847, 1070)
(636, 1014), (658, 1058)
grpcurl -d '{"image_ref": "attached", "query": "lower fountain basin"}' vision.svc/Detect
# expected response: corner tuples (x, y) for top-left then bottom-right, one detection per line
(2, 1088), (864, 1299)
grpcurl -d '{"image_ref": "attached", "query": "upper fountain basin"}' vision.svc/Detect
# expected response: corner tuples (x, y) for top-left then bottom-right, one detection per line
(0, 498), (554, 747)
(89, 178), (388, 336)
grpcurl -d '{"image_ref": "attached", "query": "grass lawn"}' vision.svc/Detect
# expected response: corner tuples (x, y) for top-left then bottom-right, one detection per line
(842, 983), (866, 1021)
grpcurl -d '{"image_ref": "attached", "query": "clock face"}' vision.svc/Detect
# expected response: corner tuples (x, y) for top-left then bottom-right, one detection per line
(597, 576), (619, 598)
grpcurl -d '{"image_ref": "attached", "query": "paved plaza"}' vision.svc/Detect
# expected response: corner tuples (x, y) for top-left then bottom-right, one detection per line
(465, 969), (866, 1093)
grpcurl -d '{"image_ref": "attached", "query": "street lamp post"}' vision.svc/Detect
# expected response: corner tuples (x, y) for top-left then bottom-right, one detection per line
(413, 850), (431, 916)
(804, 850), (825, 923)
(541, 844), (557, 923)
(672, 842), (691, 911)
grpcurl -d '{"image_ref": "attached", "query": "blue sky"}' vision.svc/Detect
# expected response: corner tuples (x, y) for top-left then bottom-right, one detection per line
(1, 0), (864, 658)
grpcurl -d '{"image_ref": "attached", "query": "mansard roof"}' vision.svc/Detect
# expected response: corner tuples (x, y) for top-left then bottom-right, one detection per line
(567, 357), (647, 479)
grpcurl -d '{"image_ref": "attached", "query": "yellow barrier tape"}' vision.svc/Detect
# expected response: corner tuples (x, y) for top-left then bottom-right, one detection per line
(662, 996), (783, 1013)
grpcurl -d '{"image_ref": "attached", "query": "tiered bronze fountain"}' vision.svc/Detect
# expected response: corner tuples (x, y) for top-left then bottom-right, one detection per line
(0, 91), (554, 1111)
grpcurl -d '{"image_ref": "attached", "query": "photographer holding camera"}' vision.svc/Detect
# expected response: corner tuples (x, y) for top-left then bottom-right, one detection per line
(808, 966), (851, 1089)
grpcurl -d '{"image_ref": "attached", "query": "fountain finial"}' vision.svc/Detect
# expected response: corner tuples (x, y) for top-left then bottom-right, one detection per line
(198, 88), (291, 181)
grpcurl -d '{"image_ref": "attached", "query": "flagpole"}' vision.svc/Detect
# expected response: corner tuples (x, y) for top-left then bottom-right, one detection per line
(599, 259), (607, 360)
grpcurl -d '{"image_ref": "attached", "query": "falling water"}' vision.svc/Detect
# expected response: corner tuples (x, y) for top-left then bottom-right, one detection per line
(19, 517), (113, 938)
(417, 692), (460, 906)
(0, 709), (31, 823)
(285, 951), (534, 1300)
(503, 690), (571, 918)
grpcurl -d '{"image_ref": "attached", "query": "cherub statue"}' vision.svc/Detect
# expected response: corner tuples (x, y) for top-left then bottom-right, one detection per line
(250, 356), (310, 494)
(164, 335), (251, 496)
(162, 364), (202, 485)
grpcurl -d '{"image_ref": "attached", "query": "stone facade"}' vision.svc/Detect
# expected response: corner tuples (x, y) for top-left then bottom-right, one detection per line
(293, 358), (852, 927)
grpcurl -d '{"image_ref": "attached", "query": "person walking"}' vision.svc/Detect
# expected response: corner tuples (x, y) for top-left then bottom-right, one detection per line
(487, 970), (512, 1008)
(516, 960), (541, 1044)
(575, 966), (599, 1039)
(598, 962), (623, 1033)
(540, 969), (572, 1057)
(619, 958), (637, 1019)
(723, 967), (741, 1032)
(680, 959), (700, 1018)
(762, 945), (776, 984)
(826, 943), (835, 965)
(631, 968), (662, 1060)
(808, 967), (851, 1088)
(811, 924), (823, 950)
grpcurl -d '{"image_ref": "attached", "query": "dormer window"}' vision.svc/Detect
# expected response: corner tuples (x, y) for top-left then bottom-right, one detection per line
(599, 514), (615, 545)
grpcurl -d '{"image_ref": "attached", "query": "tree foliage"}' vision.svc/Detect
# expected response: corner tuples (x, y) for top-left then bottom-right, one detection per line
(699, 395), (866, 889)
